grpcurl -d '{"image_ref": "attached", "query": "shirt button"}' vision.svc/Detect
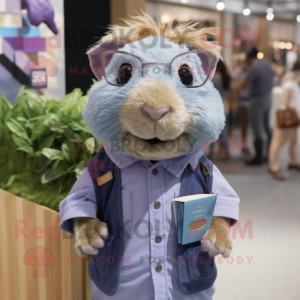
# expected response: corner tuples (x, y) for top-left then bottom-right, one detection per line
(155, 236), (162, 243)
(152, 168), (158, 175)
(156, 265), (162, 272)
(154, 201), (161, 209)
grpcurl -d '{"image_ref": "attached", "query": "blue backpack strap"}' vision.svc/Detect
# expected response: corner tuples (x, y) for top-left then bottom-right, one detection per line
(177, 154), (217, 295)
(86, 148), (123, 296)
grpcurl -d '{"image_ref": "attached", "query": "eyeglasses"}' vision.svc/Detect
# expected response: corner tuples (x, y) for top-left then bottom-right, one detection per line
(100, 49), (218, 88)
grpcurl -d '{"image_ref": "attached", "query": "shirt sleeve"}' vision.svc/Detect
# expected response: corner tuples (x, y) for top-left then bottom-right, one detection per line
(212, 165), (240, 225)
(59, 168), (98, 234)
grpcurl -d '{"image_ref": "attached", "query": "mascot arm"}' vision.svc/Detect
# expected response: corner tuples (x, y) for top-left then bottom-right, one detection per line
(201, 165), (239, 258)
(59, 169), (108, 257)
(74, 217), (108, 257)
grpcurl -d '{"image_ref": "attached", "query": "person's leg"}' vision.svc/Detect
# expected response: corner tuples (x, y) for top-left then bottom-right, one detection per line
(247, 98), (264, 165)
(239, 105), (250, 155)
(288, 128), (299, 168)
(268, 128), (289, 180)
(263, 96), (273, 156)
(269, 128), (289, 171)
(239, 106), (247, 139)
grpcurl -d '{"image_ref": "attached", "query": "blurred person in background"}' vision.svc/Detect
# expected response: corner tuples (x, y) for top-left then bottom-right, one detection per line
(208, 60), (231, 161)
(234, 59), (251, 156)
(268, 61), (300, 180)
(241, 48), (274, 165)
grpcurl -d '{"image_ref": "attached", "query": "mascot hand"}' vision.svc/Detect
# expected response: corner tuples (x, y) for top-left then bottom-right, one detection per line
(201, 216), (232, 258)
(74, 217), (108, 257)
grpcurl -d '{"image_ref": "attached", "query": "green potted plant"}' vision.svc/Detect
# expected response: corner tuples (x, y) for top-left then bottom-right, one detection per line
(0, 86), (98, 300)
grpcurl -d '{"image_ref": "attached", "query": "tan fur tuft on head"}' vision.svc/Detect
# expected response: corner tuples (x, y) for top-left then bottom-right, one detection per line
(96, 11), (222, 59)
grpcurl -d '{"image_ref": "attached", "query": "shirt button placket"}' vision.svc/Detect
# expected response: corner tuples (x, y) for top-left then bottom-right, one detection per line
(149, 166), (167, 300)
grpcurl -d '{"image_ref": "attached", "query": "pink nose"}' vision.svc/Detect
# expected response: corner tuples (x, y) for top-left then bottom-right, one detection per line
(142, 105), (170, 121)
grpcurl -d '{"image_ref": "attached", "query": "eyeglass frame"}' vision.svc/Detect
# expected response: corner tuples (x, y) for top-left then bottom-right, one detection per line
(100, 49), (217, 88)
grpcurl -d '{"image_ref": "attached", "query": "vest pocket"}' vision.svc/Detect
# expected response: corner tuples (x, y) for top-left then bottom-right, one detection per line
(121, 190), (133, 229)
(94, 233), (114, 274)
(187, 242), (214, 281)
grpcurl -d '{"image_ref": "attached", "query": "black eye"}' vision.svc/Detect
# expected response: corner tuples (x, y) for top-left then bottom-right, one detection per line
(117, 63), (132, 84)
(178, 64), (193, 86)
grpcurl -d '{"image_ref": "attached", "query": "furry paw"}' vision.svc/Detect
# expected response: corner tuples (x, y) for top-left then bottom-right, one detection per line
(202, 217), (232, 258)
(74, 217), (108, 257)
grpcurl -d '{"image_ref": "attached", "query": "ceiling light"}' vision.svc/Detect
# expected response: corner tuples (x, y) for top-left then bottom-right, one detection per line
(243, 8), (251, 16)
(297, 15), (300, 23)
(273, 41), (279, 49)
(266, 13), (274, 21)
(279, 42), (286, 49)
(266, 8), (273, 14)
(161, 14), (170, 23)
(285, 42), (293, 50)
(216, 2), (225, 10)
(257, 52), (264, 59)
(181, 0), (189, 3)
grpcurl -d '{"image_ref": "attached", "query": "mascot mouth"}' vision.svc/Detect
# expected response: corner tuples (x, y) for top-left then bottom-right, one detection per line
(130, 134), (177, 145)
(144, 137), (163, 145)
(120, 132), (191, 160)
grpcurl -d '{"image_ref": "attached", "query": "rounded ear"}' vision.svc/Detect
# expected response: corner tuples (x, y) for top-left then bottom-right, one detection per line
(87, 40), (126, 80)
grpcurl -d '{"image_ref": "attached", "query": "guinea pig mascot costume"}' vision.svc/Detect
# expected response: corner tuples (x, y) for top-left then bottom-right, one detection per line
(59, 13), (240, 300)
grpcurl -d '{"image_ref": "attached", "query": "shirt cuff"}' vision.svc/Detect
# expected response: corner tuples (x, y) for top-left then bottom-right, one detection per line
(212, 165), (240, 226)
(59, 168), (98, 234)
(213, 197), (239, 226)
(59, 201), (98, 234)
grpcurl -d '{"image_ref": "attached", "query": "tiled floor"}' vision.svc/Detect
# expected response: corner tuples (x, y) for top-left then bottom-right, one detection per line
(212, 136), (300, 300)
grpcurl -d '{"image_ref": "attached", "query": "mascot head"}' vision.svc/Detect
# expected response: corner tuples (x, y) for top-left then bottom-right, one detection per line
(83, 13), (225, 161)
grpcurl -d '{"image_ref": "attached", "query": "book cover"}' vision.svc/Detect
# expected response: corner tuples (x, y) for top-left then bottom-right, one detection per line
(173, 194), (217, 245)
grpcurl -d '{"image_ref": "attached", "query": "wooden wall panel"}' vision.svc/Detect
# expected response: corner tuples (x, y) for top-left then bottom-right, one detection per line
(111, 0), (145, 25)
(0, 189), (89, 300)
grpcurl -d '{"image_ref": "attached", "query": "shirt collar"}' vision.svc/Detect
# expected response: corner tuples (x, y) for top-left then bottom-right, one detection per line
(104, 146), (203, 177)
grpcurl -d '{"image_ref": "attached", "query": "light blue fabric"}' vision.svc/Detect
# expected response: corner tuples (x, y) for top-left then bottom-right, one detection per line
(209, 115), (230, 157)
(59, 150), (239, 300)
(83, 36), (225, 153)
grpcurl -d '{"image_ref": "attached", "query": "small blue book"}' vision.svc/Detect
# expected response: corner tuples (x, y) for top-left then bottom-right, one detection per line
(173, 194), (217, 245)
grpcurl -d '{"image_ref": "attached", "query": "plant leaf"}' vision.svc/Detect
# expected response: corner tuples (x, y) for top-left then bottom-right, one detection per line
(12, 134), (28, 147)
(6, 121), (30, 143)
(61, 142), (70, 161)
(42, 148), (65, 160)
(16, 85), (25, 99)
(24, 89), (43, 103)
(6, 175), (17, 187)
(24, 96), (44, 118)
(69, 120), (91, 133)
(16, 145), (34, 155)
(63, 127), (79, 142)
(38, 133), (56, 151)
(41, 168), (67, 184)
(85, 137), (95, 153)
(17, 117), (34, 129)
(31, 115), (51, 141)
(75, 161), (85, 178)
(61, 88), (82, 106)
(0, 94), (13, 120)
(6, 173), (33, 187)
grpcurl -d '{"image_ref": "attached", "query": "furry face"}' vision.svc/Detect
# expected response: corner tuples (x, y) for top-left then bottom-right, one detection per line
(83, 35), (225, 161)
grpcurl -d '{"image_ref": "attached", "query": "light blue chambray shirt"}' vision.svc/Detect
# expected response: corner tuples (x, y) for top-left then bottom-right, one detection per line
(59, 150), (239, 300)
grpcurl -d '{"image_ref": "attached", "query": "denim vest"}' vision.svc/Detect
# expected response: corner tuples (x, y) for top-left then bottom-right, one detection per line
(86, 149), (217, 296)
